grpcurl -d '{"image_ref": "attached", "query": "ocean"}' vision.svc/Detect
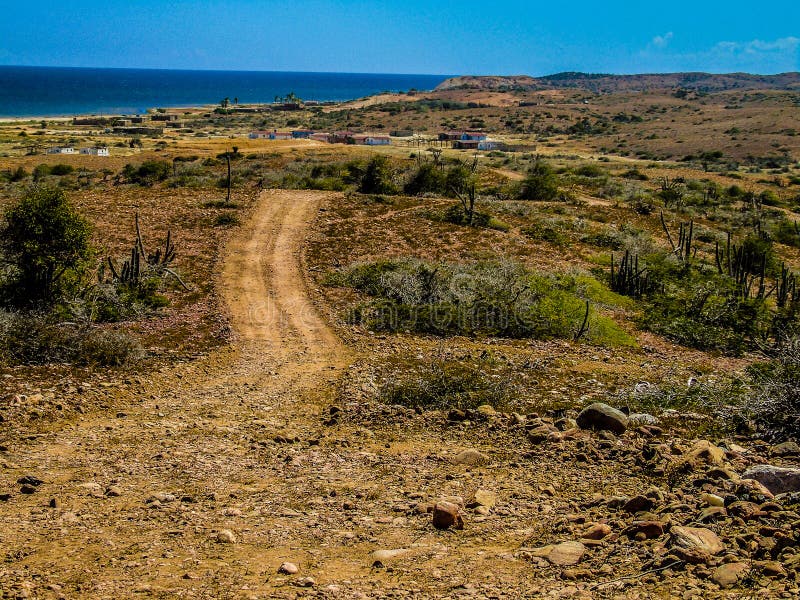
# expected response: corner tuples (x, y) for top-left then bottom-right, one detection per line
(0, 66), (450, 118)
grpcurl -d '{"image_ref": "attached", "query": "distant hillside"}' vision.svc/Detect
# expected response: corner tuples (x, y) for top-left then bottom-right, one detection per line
(435, 72), (800, 94)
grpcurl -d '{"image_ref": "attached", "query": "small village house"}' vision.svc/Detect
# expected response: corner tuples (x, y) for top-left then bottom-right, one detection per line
(331, 131), (356, 144)
(309, 132), (332, 143)
(351, 134), (391, 146)
(80, 147), (110, 156)
(47, 146), (76, 154)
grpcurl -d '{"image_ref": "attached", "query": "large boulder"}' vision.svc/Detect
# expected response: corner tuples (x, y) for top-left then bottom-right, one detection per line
(576, 403), (628, 434)
(742, 465), (800, 494)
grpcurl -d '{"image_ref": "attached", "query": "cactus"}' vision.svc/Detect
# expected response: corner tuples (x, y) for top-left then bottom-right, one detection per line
(102, 213), (188, 290)
(610, 250), (653, 298)
(660, 211), (694, 265)
(714, 232), (768, 299)
(776, 263), (798, 309)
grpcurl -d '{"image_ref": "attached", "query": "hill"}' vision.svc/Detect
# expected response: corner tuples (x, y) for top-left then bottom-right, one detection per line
(436, 72), (800, 93)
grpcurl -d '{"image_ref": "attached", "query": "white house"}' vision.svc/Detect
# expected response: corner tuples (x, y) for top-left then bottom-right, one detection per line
(80, 147), (110, 156)
(249, 130), (271, 139)
(364, 135), (391, 146)
(47, 146), (75, 154)
(351, 134), (391, 146)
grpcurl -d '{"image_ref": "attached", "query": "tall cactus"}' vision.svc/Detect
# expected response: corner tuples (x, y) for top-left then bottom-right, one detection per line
(103, 213), (188, 290)
(610, 250), (653, 298)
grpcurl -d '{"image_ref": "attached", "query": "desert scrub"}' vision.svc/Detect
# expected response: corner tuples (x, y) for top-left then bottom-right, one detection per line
(328, 258), (634, 346)
(440, 203), (509, 231)
(377, 355), (518, 411)
(0, 311), (143, 366)
(744, 338), (800, 440)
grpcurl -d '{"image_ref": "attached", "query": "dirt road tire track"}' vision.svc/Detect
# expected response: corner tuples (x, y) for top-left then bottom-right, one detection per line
(0, 190), (361, 598)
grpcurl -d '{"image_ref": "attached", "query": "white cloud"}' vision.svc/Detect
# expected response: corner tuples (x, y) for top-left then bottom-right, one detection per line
(652, 32), (673, 49)
(703, 37), (800, 72)
(640, 36), (800, 74)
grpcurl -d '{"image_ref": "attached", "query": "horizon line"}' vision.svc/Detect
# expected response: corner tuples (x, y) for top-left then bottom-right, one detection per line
(2, 64), (799, 79)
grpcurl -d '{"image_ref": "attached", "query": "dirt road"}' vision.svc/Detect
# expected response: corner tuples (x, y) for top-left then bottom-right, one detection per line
(0, 190), (374, 598)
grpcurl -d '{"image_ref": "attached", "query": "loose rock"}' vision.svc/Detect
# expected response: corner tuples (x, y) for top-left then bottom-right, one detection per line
(576, 403), (627, 434)
(742, 465), (800, 494)
(453, 449), (489, 467)
(216, 529), (236, 544)
(547, 541), (586, 566)
(278, 562), (299, 574)
(432, 501), (464, 530)
(711, 562), (749, 588)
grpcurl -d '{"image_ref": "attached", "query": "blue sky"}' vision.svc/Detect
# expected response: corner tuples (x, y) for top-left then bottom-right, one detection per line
(0, 1), (798, 75)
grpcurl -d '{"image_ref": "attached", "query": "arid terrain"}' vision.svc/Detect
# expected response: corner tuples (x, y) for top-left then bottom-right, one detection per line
(1, 76), (800, 598)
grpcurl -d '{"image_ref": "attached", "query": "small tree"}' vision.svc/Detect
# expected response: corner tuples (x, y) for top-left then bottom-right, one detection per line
(518, 159), (559, 201)
(0, 187), (91, 306)
(446, 157), (479, 225)
(359, 155), (397, 195)
(404, 162), (446, 195)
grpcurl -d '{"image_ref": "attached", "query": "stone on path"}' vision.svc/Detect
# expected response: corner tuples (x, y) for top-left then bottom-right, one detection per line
(742, 465), (800, 494)
(576, 403), (627, 434)
(712, 562), (748, 588)
(454, 449), (489, 466)
(216, 529), (236, 544)
(432, 501), (464, 530)
(278, 562), (299, 574)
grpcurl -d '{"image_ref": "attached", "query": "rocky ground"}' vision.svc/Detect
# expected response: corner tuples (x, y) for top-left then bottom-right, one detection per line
(1, 190), (799, 599)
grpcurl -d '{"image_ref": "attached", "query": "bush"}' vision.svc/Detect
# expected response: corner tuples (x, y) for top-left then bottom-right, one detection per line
(358, 155), (398, 195)
(746, 339), (800, 440)
(518, 160), (560, 201)
(0, 186), (91, 306)
(214, 213), (240, 227)
(32, 164), (51, 180)
(442, 203), (492, 228)
(574, 164), (605, 178)
(404, 163), (446, 195)
(123, 160), (171, 185)
(522, 221), (566, 245)
(50, 164), (74, 176)
(332, 258), (632, 345)
(9, 166), (28, 181)
(621, 168), (649, 181)
(0, 311), (143, 366)
(379, 357), (515, 411)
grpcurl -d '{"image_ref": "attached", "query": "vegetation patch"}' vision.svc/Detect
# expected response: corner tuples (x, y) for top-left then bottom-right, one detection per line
(328, 258), (634, 346)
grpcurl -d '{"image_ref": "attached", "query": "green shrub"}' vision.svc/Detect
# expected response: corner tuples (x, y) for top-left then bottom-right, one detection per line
(9, 166), (28, 181)
(442, 203), (492, 228)
(0, 186), (91, 306)
(522, 222), (566, 245)
(0, 311), (143, 366)
(333, 259), (631, 345)
(359, 155), (398, 195)
(518, 160), (560, 201)
(50, 164), (74, 176)
(574, 164), (605, 178)
(123, 160), (171, 185)
(379, 358), (514, 411)
(214, 213), (240, 227)
(745, 340), (800, 440)
(32, 164), (51, 180)
(404, 163), (446, 195)
(621, 168), (649, 181)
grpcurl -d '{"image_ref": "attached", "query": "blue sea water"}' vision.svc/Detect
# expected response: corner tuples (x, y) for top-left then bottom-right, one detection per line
(0, 66), (450, 117)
